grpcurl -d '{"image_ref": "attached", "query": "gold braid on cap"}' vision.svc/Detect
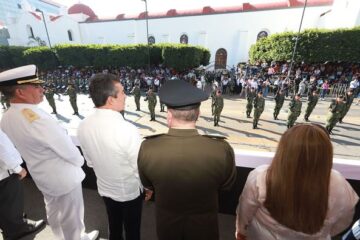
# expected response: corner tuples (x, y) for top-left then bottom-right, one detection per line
(17, 77), (44, 84)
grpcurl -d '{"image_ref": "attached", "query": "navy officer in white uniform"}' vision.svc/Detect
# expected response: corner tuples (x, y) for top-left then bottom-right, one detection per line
(0, 65), (99, 240)
(0, 129), (45, 239)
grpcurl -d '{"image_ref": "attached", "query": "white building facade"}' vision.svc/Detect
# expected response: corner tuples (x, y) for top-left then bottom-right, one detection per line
(2, 0), (360, 67)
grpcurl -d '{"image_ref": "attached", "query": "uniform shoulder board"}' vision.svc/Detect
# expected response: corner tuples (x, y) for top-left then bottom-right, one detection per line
(202, 134), (227, 140)
(144, 133), (165, 139)
(21, 108), (40, 123)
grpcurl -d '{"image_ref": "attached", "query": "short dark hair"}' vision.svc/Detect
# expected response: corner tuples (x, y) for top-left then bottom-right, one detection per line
(0, 85), (27, 99)
(89, 73), (120, 107)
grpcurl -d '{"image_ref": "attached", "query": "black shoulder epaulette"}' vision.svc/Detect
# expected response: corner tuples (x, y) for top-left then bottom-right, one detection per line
(202, 134), (227, 140)
(144, 133), (165, 139)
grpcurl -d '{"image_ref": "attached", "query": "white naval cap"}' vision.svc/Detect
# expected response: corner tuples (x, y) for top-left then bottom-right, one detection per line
(0, 65), (44, 87)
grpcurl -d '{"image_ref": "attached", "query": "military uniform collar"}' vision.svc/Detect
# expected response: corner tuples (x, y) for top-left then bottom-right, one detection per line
(168, 128), (199, 136)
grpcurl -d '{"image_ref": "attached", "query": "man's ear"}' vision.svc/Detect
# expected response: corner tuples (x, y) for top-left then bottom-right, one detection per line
(106, 96), (113, 106)
(15, 87), (26, 99)
(167, 109), (173, 126)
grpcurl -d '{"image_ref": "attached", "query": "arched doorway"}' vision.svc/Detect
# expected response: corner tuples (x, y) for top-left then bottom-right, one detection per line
(215, 48), (227, 69)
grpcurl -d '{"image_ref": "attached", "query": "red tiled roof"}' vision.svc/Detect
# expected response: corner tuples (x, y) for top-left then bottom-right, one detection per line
(29, 12), (41, 21)
(50, 15), (62, 21)
(68, 3), (97, 18)
(82, 0), (333, 23)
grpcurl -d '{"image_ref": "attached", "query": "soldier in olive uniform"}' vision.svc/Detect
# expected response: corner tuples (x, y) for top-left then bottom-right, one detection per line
(160, 102), (166, 112)
(246, 87), (256, 118)
(210, 88), (217, 116)
(253, 91), (265, 129)
(339, 90), (354, 123)
(326, 95), (346, 134)
(44, 85), (57, 114)
(65, 83), (79, 115)
(1, 92), (10, 109)
(287, 94), (302, 129)
(138, 80), (236, 240)
(304, 90), (319, 122)
(144, 88), (157, 121)
(213, 90), (224, 126)
(273, 89), (285, 120)
(130, 84), (141, 111)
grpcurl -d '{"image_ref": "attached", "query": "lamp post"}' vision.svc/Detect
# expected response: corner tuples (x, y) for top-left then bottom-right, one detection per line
(142, 0), (151, 71)
(36, 8), (52, 48)
(287, 0), (308, 94)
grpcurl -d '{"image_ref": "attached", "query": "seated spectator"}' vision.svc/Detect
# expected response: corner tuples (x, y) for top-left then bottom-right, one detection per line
(343, 219), (360, 240)
(236, 124), (359, 240)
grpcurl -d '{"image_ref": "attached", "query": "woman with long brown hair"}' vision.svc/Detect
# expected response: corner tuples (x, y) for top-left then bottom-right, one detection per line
(236, 124), (358, 239)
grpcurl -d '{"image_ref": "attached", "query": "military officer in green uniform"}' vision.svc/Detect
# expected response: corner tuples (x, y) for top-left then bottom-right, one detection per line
(287, 94), (302, 129)
(253, 91), (265, 129)
(130, 83), (141, 111)
(144, 88), (157, 121)
(138, 80), (236, 240)
(213, 90), (224, 126)
(273, 89), (285, 120)
(44, 85), (57, 114)
(65, 83), (79, 115)
(304, 90), (319, 122)
(339, 89), (354, 123)
(326, 95), (346, 134)
(246, 87), (256, 118)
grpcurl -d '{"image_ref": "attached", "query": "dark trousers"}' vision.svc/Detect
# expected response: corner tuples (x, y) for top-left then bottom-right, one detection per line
(102, 195), (142, 240)
(0, 174), (27, 238)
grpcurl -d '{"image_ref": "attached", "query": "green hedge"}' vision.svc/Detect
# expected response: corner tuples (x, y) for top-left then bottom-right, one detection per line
(249, 27), (360, 64)
(0, 46), (29, 69)
(23, 47), (58, 70)
(0, 44), (210, 71)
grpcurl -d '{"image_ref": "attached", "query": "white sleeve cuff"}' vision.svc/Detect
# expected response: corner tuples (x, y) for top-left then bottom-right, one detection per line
(12, 165), (22, 174)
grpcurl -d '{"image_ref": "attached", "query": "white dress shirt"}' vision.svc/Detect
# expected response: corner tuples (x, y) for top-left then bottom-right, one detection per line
(1, 103), (85, 196)
(0, 129), (23, 181)
(78, 108), (142, 202)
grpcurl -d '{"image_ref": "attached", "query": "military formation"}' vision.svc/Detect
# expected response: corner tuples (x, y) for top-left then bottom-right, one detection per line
(1, 67), (357, 136)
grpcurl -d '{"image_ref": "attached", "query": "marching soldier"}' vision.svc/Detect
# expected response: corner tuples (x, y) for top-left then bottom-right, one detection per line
(326, 95), (346, 134)
(246, 87), (256, 118)
(304, 90), (319, 122)
(144, 88), (157, 121)
(253, 91), (265, 129)
(213, 90), (224, 126)
(287, 94), (302, 129)
(160, 102), (166, 112)
(273, 89), (285, 120)
(44, 85), (57, 114)
(211, 88), (217, 115)
(130, 83), (141, 111)
(1, 92), (10, 109)
(65, 83), (79, 115)
(339, 89), (355, 123)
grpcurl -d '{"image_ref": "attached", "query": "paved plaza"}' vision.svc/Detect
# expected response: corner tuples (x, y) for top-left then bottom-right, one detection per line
(2, 90), (358, 159)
